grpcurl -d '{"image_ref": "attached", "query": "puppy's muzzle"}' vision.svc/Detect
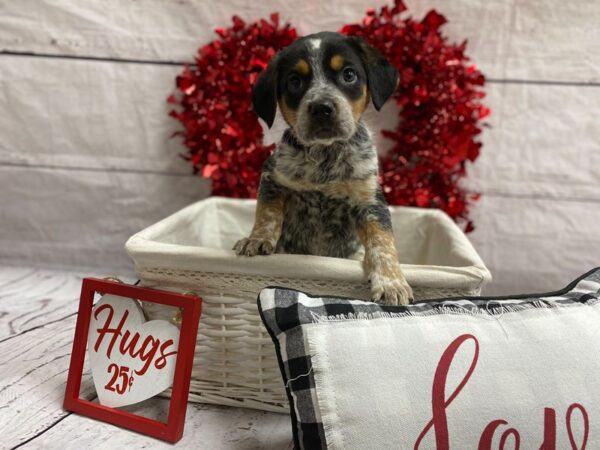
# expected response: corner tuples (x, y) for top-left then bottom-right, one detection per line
(307, 99), (340, 139)
(309, 100), (336, 121)
(296, 87), (356, 144)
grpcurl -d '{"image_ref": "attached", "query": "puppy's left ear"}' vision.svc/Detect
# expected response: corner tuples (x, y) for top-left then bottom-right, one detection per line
(252, 57), (279, 128)
(347, 36), (399, 111)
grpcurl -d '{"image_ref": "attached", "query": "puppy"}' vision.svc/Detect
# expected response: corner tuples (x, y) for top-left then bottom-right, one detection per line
(234, 31), (413, 305)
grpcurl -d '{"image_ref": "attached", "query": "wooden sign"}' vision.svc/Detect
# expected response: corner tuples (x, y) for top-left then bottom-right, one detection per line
(88, 294), (181, 408)
(64, 278), (202, 443)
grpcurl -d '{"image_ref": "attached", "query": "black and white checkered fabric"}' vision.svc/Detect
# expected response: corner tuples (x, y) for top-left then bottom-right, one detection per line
(257, 268), (600, 450)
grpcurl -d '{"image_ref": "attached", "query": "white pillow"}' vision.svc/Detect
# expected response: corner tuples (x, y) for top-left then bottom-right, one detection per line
(258, 268), (600, 450)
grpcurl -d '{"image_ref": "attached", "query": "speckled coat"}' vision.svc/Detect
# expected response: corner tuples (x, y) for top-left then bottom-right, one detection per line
(265, 125), (385, 259)
(233, 32), (413, 305)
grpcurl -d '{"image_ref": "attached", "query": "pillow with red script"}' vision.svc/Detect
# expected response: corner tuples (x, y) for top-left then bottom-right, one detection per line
(258, 268), (600, 450)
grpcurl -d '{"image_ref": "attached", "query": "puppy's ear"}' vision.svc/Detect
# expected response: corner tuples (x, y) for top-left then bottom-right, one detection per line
(252, 58), (279, 128)
(347, 36), (399, 111)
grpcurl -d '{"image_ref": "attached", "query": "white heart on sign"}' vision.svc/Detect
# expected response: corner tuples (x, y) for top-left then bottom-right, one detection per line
(87, 294), (180, 408)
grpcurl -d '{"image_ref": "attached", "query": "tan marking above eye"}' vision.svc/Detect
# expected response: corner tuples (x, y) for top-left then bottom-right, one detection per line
(295, 59), (310, 76)
(330, 54), (345, 71)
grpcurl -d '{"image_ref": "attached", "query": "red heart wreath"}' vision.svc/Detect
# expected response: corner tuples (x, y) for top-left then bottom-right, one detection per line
(169, 0), (489, 231)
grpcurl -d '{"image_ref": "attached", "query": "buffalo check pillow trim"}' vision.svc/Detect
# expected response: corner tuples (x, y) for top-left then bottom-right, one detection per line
(257, 268), (600, 450)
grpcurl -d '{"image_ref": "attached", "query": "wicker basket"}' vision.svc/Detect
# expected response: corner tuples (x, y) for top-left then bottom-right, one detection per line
(125, 197), (491, 413)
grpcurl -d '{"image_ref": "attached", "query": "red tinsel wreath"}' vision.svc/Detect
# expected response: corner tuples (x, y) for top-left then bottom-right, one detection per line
(169, 1), (489, 231)
(169, 14), (297, 198)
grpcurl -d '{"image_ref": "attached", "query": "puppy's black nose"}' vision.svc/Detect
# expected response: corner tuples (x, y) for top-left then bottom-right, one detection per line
(309, 100), (336, 119)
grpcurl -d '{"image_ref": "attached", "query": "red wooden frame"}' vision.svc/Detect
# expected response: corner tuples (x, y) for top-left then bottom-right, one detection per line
(64, 278), (202, 443)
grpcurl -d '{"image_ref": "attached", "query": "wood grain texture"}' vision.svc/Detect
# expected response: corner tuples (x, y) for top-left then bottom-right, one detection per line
(467, 82), (600, 201)
(22, 400), (293, 450)
(468, 194), (600, 295)
(0, 1), (598, 294)
(0, 1), (596, 446)
(0, 74), (597, 290)
(0, 266), (115, 340)
(0, 0), (598, 82)
(1, 56), (598, 201)
(0, 267), (293, 449)
(0, 166), (210, 269)
(404, 0), (600, 83)
(0, 55), (186, 174)
(0, 311), (95, 447)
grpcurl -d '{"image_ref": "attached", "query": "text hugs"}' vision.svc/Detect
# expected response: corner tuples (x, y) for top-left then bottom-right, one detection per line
(93, 302), (178, 376)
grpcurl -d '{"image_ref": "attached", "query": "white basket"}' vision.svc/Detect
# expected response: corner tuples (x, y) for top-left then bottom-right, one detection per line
(125, 196), (491, 413)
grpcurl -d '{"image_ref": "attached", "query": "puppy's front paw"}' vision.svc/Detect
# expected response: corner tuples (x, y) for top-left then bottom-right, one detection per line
(233, 237), (275, 256)
(370, 272), (413, 306)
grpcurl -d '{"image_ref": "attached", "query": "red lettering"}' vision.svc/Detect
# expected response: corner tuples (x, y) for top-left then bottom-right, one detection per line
(540, 408), (557, 450)
(134, 336), (160, 376)
(566, 403), (589, 450)
(414, 334), (590, 449)
(154, 340), (178, 370)
(500, 428), (520, 450)
(119, 329), (142, 358)
(479, 420), (520, 450)
(93, 304), (128, 359)
(414, 334), (479, 450)
(92, 302), (179, 378)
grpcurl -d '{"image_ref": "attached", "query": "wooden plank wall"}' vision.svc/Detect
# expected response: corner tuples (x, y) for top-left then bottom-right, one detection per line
(0, 0), (598, 294)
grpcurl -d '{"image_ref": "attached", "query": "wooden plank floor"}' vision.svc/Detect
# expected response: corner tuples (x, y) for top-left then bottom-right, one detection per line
(0, 266), (293, 449)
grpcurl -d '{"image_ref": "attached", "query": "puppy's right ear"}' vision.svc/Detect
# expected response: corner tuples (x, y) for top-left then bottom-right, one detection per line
(252, 59), (279, 128)
(347, 36), (398, 111)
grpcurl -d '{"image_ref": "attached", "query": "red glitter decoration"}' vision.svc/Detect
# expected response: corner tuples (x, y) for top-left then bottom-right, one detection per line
(169, 14), (297, 197)
(340, 1), (488, 230)
(169, 1), (488, 229)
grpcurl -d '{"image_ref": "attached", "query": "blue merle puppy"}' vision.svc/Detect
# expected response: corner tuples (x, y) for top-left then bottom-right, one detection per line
(234, 32), (413, 305)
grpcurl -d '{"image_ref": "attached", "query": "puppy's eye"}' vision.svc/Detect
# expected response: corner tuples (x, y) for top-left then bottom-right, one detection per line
(287, 74), (303, 93)
(342, 67), (357, 84)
